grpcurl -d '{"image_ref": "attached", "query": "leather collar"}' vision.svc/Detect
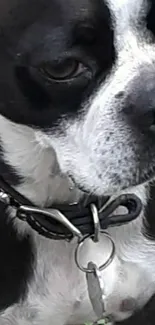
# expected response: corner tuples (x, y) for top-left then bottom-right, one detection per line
(0, 176), (142, 240)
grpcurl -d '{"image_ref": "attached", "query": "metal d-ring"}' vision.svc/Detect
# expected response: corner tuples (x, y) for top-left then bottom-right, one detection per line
(90, 203), (101, 243)
(75, 232), (116, 274)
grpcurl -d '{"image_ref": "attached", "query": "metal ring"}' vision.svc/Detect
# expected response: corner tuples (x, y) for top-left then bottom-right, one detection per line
(75, 232), (116, 273)
(90, 203), (101, 242)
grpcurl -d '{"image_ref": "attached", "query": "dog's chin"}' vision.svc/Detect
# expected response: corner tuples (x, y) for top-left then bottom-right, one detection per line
(69, 168), (154, 198)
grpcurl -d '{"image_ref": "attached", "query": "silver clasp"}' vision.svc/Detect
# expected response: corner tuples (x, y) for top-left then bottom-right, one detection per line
(90, 203), (101, 243)
(18, 205), (83, 239)
(0, 191), (10, 205)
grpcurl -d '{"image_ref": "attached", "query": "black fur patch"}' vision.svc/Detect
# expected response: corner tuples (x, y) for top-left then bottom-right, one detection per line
(147, 0), (155, 35)
(143, 184), (155, 240)
(0, 202), (34, 311)
(0, 0), (115, 128)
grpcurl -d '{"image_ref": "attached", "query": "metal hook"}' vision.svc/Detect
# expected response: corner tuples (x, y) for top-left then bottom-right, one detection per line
(75, 232), (116, 273)
(18, 205), (83, 239)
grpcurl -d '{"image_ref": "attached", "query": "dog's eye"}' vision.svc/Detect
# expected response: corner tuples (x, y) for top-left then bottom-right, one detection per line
(39, 59), (85, 81)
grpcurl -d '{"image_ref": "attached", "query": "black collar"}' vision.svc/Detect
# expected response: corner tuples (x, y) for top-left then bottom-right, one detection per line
(0, 176), (142, 240)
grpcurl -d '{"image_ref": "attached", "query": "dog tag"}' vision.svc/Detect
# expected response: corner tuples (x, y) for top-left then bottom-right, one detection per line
(86, 262), (105, 318)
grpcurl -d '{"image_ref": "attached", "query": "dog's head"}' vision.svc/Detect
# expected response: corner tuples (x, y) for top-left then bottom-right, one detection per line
(0, 0), (155, 203)
(1, 1), (155, 323)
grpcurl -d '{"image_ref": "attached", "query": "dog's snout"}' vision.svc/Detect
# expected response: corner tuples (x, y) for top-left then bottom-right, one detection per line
(123, 69), (155, 131)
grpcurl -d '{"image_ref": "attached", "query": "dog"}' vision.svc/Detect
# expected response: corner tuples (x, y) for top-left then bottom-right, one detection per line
(1, 0), (155, 324)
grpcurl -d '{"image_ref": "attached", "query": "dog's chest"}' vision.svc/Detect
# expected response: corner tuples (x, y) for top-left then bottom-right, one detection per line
(27, 237), (107, 325)
(1, 237), (97, 325)
(2, 234), (116, 325)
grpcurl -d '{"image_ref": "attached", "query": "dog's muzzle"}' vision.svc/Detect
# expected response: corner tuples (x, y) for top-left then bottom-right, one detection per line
(0, 176), (142, 240)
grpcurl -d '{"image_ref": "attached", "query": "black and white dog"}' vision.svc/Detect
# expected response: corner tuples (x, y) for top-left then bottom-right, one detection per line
(1, 0), (155, 324)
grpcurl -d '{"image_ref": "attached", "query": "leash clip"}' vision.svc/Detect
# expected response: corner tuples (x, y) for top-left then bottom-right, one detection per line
(17, 205), (83, 240)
